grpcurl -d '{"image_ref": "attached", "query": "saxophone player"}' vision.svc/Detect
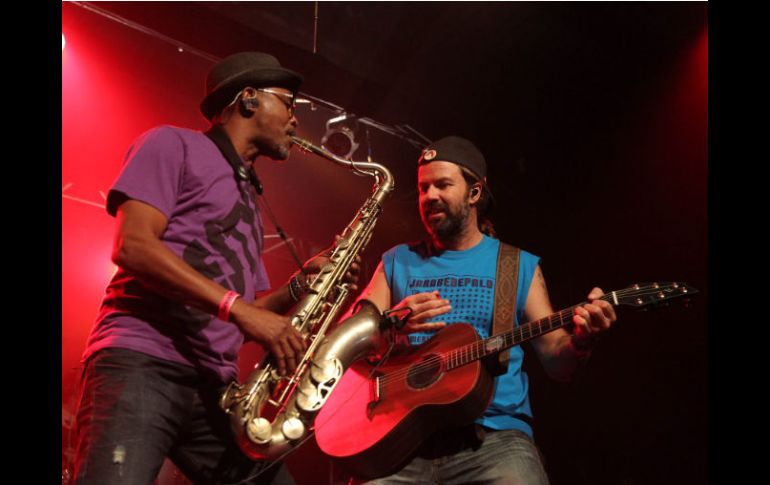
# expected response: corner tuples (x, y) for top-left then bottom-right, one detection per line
(72, 52), (358, 485)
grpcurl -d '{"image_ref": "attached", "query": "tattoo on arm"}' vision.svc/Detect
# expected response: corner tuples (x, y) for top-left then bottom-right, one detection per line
(535, 266), (553, 308)
(536, 267), (548, 292)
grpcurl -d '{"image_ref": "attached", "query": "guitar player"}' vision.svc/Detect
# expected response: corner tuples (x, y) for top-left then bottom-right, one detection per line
(351, 136), (617, 484)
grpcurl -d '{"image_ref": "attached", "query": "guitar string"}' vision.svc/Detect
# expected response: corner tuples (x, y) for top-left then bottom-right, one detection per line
(378, 284), (690, 387)
(376, 285), (688, 387)
(377, 305), (583, 388)
(378, 285), (684, 386)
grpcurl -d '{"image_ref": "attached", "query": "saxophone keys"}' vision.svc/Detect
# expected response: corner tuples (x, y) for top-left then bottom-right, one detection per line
(310, 359), (342, 384)
(296, 389), (320, 412)
(246, 417), (273, 444)
(281, 417), (305, 440)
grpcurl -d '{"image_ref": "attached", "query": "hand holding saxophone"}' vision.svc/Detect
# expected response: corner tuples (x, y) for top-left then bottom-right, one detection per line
(299, 236), (363, 292)
(229, 301), (305, 376)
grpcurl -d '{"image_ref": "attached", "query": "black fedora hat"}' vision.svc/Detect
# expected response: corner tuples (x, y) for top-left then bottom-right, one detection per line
(200, 52), (303, 120)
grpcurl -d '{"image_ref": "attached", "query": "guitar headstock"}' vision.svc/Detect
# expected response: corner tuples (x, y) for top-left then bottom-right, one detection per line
(609, 282), (698, 309)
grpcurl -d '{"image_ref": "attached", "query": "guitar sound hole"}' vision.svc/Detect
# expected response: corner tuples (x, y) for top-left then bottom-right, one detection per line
(406, 354), (444, 389)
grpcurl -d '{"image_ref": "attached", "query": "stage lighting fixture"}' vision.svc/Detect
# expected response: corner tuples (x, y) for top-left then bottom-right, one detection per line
(321, 114), (359, 159)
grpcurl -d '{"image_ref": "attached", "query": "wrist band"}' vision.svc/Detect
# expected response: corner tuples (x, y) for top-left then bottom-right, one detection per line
(287, 276), (297, 302)
(288, 273), (308, 302)
(218, 291), (240, 321)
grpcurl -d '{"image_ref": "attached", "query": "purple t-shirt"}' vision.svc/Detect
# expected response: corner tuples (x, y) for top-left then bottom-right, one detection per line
(82, 125), (270, 383)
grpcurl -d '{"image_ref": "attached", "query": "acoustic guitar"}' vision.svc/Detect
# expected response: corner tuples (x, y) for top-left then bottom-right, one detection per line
(314, 282), (698, 480)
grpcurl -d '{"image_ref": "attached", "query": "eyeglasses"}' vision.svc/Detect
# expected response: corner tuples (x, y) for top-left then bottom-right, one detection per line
(256, 88), (296, 116)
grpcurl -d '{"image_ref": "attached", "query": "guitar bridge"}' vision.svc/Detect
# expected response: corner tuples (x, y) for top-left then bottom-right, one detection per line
(370, 375), (380, 403)
(366, 376), (381, 420)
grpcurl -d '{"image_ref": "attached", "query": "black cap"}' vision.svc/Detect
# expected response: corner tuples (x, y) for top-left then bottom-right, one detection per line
(418, 136), (491, 196)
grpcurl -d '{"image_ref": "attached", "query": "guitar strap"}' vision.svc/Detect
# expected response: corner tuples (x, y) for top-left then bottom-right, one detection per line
(490, 242), (521, 375)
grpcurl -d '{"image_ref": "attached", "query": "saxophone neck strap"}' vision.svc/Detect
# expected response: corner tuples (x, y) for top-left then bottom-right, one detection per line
(204, 124), (263, 195)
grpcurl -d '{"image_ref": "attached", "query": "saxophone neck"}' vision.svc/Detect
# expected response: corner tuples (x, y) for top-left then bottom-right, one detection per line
(290, 135), (394, 194)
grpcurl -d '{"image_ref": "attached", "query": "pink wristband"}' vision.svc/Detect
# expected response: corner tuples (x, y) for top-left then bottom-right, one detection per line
(218, 291), (240, 321)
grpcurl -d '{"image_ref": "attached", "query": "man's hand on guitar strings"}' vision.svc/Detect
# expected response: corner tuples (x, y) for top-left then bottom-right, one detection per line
(391, 290), (450, 334)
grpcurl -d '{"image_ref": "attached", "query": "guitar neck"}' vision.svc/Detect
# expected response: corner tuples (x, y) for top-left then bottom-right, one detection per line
(441, 283), (695, 371)
(444, 300), (590, 371)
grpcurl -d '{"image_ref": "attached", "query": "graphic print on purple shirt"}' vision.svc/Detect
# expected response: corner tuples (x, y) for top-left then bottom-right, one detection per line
(82, 125), (270, 383)
(184, 197), (263, 297)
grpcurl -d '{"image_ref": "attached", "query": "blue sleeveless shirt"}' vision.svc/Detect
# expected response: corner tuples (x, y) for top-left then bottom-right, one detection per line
(382, 235), (540, 436)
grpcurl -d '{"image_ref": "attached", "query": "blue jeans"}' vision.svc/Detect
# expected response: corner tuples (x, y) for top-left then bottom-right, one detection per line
(363, 427), (550, 485)
(72, 347), (295, 485)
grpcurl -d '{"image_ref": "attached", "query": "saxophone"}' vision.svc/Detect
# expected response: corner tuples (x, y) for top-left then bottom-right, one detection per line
(220, 136), (395, 460)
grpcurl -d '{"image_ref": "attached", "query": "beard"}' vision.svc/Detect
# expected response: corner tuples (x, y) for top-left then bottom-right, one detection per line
(274, 142), (291, 160)
(421, 199), (470, 242)
(253, 128), (294, 161)
(261, 137), (291, 160)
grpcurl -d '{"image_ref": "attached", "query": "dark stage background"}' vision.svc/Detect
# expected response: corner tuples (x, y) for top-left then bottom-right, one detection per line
(62, 2), (707, 484)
